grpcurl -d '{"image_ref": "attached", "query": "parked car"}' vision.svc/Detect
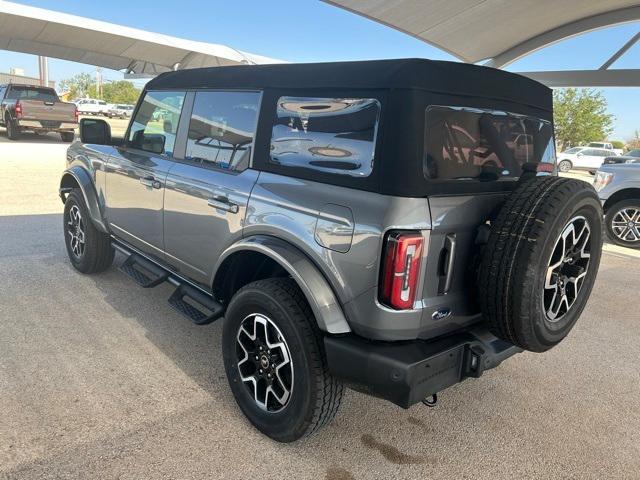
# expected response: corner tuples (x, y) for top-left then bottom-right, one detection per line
(588, 142), (623, 156)
(107, 104), (134, 119)
(59, 59), (603, 442)
(0, 83), (77, 141)
(603, 148), (640, 165)
(557, 146), (618, 174)
(594, 163), (640, 249)
(75, 98), (110, 116)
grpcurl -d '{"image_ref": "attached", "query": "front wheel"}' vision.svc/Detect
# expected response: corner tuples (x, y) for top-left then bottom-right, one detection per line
(558, 159), (572, 172)
(63, 189), (114, 273)
(605, 199), (640, 249)
(222, 278), (343, 442)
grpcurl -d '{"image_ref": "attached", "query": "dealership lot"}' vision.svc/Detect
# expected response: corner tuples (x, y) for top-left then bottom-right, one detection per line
(1, 133), (639, 479)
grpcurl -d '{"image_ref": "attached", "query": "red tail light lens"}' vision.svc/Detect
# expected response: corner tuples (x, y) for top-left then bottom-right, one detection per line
(15, 101), (22, 119)
(74, 107), (79, 122)
(380, 231), (424, 310)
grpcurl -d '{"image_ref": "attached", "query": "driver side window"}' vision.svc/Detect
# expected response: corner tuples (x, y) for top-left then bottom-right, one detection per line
(128, 91), (186, 156)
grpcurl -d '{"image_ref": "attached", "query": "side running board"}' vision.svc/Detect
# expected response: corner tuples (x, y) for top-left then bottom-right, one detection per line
(115, 246), (224, 325)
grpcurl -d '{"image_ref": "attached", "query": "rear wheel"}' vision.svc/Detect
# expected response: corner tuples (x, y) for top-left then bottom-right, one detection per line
(605, 199), (640, 249)
(222, 278), (343, 442)
(5, 116), (20, 140)
(61, 132), (75, 142)
(63, 189), (114, 273)
(558, 159), (572, 172)
(479, 177), (603, 352)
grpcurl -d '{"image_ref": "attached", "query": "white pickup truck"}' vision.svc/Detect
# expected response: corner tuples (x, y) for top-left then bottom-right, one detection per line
(588, 142), (624, 156)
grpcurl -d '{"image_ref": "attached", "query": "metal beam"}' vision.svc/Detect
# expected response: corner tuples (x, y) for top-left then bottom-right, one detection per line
(600, 31), (640, 70)
(487, 6), (640, 69)
(518, 69), (640, 88)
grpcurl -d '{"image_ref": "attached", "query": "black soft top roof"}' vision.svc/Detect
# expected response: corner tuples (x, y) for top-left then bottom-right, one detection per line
(147, 58), (551, 112)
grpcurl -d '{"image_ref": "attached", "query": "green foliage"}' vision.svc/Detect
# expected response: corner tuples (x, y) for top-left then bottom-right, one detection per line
(102, 81), (140, 104)
(610, 140), (625, 150)
(58, 73), (94, 99)
(58, 74), (140, 105)
(553, 88), (614, 151)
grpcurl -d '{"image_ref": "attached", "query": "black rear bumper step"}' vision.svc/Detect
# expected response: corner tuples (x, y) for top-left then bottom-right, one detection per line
(119, 254), (168, 288)
(168, 285), (224, 325)
(324, 328), (521, 409)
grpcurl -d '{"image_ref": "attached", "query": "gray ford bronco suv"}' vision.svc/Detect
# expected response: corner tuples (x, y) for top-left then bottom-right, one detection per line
(60, 59), (603, 442)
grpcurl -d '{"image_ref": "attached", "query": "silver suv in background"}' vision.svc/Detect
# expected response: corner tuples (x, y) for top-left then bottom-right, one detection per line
(595, 164), (640, 248)
(59, 59), (603, 442)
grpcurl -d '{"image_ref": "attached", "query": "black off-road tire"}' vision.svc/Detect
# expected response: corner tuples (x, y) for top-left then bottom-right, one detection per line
(605, 199), (640, 249)
(61, 131), (75, 142)
(479, 177), (603, 352)
(222, 278), (344, 442)
(6, 116), (20, 140)
(63, 189), (114, 274)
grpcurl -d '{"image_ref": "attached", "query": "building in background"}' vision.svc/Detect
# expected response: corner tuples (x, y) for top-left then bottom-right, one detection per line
(0, 68), (55, 88)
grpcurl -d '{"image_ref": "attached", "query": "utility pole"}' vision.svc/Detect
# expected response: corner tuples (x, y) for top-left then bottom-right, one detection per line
(38, 56), (49, 87)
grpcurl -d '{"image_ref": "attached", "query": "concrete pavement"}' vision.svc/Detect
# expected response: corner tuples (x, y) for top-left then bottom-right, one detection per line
(0, 133), (639, 479)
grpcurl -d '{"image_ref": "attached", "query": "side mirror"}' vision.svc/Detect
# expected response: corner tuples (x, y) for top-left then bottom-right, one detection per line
(576, 152), (583, 157)
(131, 129), (165, 155)
(80, 118), (111, 145)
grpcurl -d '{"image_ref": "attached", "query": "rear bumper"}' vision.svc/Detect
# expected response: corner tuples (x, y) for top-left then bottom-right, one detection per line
(325, 328), (521, 408)
(17, 120), (77, 131)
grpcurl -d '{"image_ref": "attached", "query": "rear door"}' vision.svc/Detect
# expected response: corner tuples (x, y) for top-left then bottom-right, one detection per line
(163, 90), (262, 285)
(105, 90), (186, 258)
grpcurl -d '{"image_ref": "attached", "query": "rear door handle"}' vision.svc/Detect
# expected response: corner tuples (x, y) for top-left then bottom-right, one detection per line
(207, 195), (239, 214)
(140, 176), (161, 189)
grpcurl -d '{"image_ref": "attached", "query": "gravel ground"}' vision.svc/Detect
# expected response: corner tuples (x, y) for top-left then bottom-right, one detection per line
(1, 133), (639, 480)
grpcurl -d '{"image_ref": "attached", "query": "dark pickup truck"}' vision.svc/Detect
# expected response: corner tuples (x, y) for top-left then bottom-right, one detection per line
(0, 84), (77, 142)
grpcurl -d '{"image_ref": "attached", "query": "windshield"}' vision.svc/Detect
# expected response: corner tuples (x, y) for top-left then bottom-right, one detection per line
(424, 106), (555, 181)
(628, 149), (640, 157)
(6, 86), (58, 102)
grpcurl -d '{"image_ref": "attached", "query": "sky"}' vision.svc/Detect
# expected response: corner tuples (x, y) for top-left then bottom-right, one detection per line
(1, 0), (639, 140)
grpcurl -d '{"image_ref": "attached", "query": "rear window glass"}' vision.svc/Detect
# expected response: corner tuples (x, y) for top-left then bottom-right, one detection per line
(424, 106), (555, 181)
(270, 96), (380, 178)
(6, 86), (58, 102)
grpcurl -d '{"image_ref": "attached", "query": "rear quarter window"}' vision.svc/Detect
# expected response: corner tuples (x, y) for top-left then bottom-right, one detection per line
(269, 96), (380, 178)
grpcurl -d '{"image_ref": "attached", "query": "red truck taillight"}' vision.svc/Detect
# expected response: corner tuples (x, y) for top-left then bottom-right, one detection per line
(379, 231), (424, 310)
(74, 107), (79, 122)
(15, 101), (22, 119)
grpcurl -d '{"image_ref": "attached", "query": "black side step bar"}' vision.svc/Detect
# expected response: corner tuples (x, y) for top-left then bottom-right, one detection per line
(113, 243), (224, 325)
(168, 285), (224, 325)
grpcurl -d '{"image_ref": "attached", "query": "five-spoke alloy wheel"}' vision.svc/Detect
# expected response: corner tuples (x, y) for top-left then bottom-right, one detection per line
(66, 204), (86, 259)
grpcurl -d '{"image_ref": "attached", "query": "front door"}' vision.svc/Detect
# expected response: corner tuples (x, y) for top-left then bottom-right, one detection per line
(163, 90), (262, 286)
(105, 90), (186, 258)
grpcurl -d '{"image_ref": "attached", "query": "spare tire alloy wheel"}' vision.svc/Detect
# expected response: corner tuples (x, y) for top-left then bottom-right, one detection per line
(479, 177), (603, 352)
(66, 205), (86, 259)
(236, 313), (293, 412)
(543, 216), (591, 321)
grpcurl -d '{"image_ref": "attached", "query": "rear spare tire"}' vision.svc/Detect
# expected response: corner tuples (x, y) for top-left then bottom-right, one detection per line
(479, 177), (603, 352)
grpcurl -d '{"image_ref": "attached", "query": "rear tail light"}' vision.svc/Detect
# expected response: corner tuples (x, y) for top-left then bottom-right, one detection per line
(15, 101), (22, 119)
(74, 107), (79, 122)
(379, 231), (424, 310)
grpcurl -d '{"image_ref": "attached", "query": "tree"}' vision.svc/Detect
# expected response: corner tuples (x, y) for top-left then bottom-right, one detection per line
(102, 81), (141, 104)
(553, 88), (614, 151)
(627, 129), (640, 150)
(610, 140), (625, 150)
(58, 73), (95, 99)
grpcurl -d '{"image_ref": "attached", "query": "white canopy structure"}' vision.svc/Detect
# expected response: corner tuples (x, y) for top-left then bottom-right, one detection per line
(0, 0), (279, 76)
(324, 0), (640, 87)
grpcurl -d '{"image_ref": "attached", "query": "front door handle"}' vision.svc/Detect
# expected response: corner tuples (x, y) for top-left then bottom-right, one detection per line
(207, 195), (239, 214)
(140, 176), (161, 189)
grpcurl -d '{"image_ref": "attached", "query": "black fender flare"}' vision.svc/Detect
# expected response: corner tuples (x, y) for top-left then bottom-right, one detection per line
(59, 166), (109, 233)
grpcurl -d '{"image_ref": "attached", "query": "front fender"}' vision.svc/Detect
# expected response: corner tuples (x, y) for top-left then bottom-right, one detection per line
(59, 166), (109, 233)
(214, 235), (351, 334)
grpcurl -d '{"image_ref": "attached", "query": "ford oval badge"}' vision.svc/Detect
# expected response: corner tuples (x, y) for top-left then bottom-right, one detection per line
(432, 308), (451, 321)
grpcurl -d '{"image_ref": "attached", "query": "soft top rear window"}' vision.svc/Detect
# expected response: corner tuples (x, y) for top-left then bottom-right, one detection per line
(6, 86), (58, 102)
(424, 106), (555, 182)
